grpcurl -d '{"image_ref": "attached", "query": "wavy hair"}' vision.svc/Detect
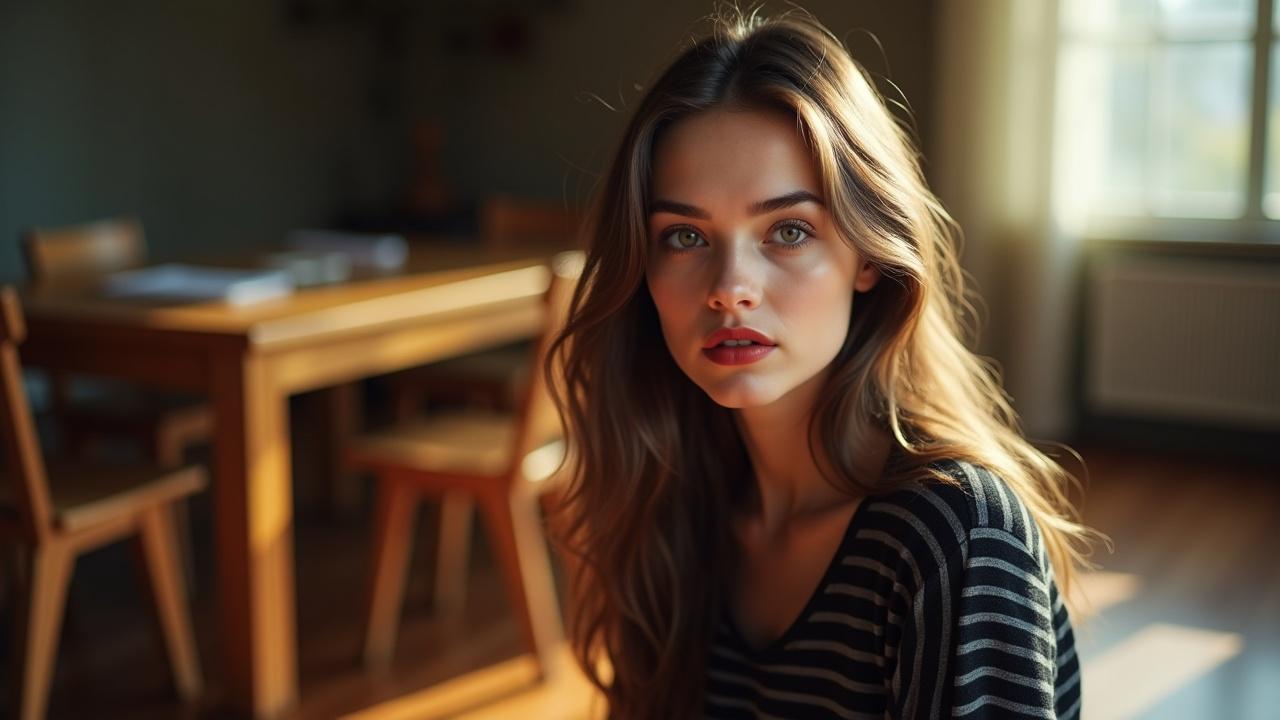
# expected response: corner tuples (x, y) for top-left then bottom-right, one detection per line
(546, 8), (1096, 718)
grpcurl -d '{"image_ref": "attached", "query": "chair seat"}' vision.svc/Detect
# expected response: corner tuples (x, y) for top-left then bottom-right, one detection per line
(348, 411), (517, 478)
(0, 460), (208, 533)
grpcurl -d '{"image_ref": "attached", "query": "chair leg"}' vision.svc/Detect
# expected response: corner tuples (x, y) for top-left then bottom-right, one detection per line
(14, 541), (74, 720)
(154, 427), (199, 594)
(138, 506), (203, 701)
(363, 478), (419, 669)
(433, 492), (474, 616)
(477, 486), (565, 679)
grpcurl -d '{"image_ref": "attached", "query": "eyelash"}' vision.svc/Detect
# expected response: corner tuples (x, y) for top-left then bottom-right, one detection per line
(658, 220), (817, 253)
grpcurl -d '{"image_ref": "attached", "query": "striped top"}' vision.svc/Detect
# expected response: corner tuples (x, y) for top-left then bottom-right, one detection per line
(705, 460), (1080, 719)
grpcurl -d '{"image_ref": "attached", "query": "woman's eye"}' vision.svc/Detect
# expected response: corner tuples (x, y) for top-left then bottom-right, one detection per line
(664, 228), (706, 249)
(772, 223), (811, 246)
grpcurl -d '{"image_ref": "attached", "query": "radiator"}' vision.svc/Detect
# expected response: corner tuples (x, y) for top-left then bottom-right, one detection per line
(1086, 255), (1280, 429)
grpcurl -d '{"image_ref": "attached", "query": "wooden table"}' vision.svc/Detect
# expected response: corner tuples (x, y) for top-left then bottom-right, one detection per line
(19, 245), (554, 719)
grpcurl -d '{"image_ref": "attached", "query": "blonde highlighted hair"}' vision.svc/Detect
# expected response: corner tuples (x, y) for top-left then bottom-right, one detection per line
(547, 8), (1096, 718)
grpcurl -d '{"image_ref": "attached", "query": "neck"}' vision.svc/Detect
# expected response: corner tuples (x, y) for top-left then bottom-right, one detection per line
(734, 374), (862, 539)
(733, 373), (895, 539)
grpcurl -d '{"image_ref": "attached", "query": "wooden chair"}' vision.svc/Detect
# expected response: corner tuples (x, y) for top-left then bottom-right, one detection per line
(348, 251), (582, 677)
(0, 286), (205, 720)
(22, 218), (212, 591)
(385, 196), (584, 418)
(20, 218), (214, 469)
(20, 217), (145, 281)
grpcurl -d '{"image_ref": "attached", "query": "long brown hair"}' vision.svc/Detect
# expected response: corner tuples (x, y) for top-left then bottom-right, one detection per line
(547, 8), (1096, 718)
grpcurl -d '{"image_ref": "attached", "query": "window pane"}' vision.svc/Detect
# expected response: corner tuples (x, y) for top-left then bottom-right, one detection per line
(1058, 0), (1259, 225)
(1103, 47), (1150, 212)
(1063, 0), (1154, 36)
(1151, 43), (1251, 217)
(1157, 0), (1253, 37)
(1055, 44), (1149, 219)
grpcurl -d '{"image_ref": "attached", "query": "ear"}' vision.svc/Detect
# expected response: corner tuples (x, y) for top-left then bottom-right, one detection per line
(854, 261), (881, 293)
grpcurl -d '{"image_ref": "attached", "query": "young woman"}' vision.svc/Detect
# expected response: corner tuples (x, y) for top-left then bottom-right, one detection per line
(547, 9), (1094, 719)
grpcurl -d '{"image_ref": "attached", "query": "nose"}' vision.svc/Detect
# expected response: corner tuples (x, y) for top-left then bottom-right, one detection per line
(707, 245), (762, 312)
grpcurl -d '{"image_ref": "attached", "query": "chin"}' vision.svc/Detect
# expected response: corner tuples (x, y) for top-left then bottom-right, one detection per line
(698, 377), (784, 409)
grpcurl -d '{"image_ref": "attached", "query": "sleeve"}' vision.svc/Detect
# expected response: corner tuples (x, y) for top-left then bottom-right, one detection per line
(890, 527), (1069, 719)
(948, 527), (1065, 718)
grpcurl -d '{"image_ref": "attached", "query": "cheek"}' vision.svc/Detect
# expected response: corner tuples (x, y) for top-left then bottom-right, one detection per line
(776, 261), (856, 344)
(645, 267), (695, 338)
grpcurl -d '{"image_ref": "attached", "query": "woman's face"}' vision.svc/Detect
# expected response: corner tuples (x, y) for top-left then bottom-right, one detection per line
(645, 107), (880, 410)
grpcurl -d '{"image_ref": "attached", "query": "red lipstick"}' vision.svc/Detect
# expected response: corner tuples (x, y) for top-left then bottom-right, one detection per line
(701, 327), (776, 366)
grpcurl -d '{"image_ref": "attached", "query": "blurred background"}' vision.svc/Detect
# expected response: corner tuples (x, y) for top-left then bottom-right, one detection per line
(0, 1), (1275, 718)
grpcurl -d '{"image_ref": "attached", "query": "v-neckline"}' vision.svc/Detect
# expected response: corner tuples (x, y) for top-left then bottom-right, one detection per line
(723, 495), (872, 658)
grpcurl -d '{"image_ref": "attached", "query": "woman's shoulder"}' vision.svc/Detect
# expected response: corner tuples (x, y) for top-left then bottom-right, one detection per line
(862, 457), (1044, 556)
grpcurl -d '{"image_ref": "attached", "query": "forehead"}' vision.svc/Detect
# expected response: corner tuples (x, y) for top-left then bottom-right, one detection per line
(650, 107), (821, 206)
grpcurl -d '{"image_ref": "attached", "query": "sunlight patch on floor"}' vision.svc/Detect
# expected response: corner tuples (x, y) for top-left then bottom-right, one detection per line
(1082, 623), (1244, 719)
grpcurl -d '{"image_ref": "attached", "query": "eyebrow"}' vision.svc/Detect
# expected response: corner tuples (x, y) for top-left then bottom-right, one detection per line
(649, 190), (824, 220)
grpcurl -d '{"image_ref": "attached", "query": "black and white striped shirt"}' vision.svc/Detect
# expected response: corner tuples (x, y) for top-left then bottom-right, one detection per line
(705, 460), (1081, 719)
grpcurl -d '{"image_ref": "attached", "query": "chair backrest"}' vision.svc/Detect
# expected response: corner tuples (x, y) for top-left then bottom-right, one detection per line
(21, 217), (146, 283)
(480, 196), (584, 253)
(508, 251), (584, 487)
(0, 287), (55, 542)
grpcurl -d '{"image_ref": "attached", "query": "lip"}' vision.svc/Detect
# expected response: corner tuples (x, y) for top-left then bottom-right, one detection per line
(701, 327), (777, 349)
(700, 326), (777, 366)
(702, 343), (776, 365)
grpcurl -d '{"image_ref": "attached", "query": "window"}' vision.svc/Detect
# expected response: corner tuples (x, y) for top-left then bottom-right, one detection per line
(1057, 0), (1280, 236)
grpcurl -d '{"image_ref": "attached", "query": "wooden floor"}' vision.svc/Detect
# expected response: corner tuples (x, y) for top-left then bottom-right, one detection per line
(1070, 445), (1280, 719)
(2, 441), (1276, 719)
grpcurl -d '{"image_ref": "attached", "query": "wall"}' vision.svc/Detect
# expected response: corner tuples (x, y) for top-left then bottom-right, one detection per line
(0, 0), (386, 281)
(399, 0), (938, 206)
(930, 0), (1075, 438)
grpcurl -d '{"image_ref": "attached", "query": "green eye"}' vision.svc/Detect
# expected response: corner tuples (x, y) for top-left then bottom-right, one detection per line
(775, 224), (809, 245)
(665, 228), (705, 249)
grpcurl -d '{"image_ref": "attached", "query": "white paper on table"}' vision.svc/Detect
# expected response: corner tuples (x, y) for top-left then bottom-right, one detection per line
(103, 264), (295, 306)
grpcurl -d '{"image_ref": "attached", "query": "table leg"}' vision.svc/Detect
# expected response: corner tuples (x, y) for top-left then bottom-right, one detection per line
(211, 354), (298, 718)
